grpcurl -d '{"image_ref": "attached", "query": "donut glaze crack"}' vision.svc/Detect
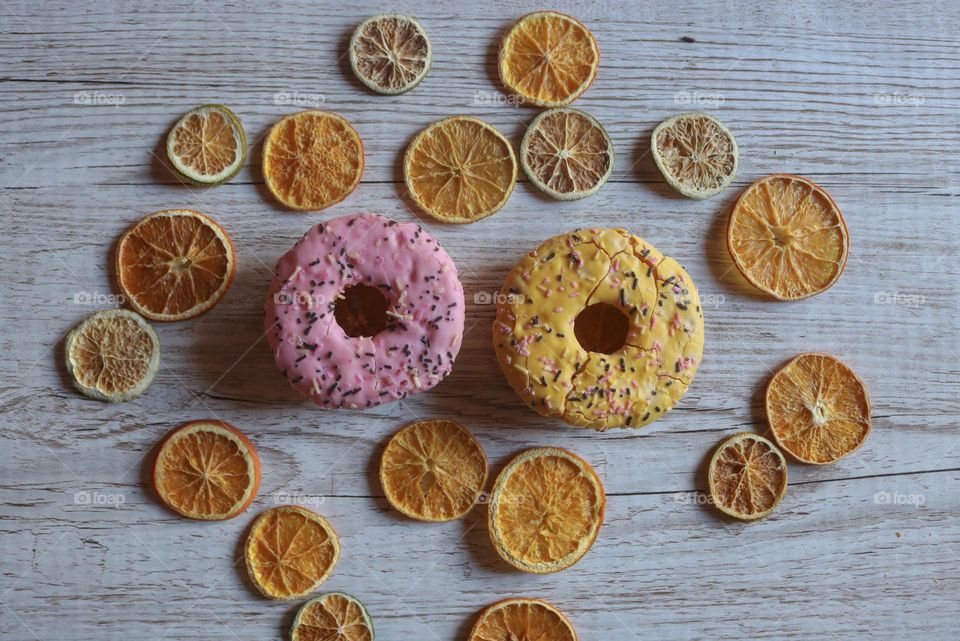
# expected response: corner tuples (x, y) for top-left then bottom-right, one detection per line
(493, 227), (704, 430)
(265, 214), (465, 408)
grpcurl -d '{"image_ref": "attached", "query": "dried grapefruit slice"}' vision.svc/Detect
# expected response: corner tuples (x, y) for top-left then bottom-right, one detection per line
(262, 110), (364, 211)
(115, 209), (236, 322)
(380, 419), (487, 522)
(350, 14), (431, 95)
(727, 174), (849, 300)
(498, 11), (599, 107)
(152, 420), (261, 520)
(488, 447), (604, 573)
(468, 598), (577, 641)
(65, 309), (160, 402)
(292, 592), (374, 641)
(651, 112), (738, 199)
(404, 115), (516, 223)
(708, 432), (787, 521)
(166, 104), (246, 185)
(766, 352), (871, 464)
(521, 107), (613, 200)
(245, 506), (340, 600)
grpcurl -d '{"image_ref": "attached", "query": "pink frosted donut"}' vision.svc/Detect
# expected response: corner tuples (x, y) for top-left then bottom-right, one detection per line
(265, 214), (465, 408)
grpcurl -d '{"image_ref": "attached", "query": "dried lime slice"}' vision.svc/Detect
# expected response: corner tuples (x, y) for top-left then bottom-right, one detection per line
(291, 592), (374, 641)
(651, 112), (738, 199)
(349, 14), (432, 95)
(166, 104), (246, 185)
(520, 107), (614, 200)
(65, 309), (160, 402)
(707, 432), (788, 521)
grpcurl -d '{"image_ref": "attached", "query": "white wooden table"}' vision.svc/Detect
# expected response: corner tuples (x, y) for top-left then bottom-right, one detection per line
(2, 1), (958, 639)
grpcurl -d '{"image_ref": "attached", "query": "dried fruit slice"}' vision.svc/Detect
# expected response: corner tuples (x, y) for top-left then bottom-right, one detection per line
(152, 420), (261, 520)
(292, 592), (374, 641)
(651, 112), (738, 199)
(404, 116), (516, 223)
(245, 506), (340, 600)
(380, 419), (487, 522)
(498, 11), (599, 107)
(468, 598), (577, 641)
(115, 209), (236, 322)
(520, 108), (613, 200)
(263, 110), (365, 211)
(350, 13), (431, 95)
(166, 104), (246, 185)
(708, 432), (788, 521)
(727, 174), (849, 300)
(488, 447), (605, 573)
(766, 352), (871, 464)
(64, 309), (160, 402)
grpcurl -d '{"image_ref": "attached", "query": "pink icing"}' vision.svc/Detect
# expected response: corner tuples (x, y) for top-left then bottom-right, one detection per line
(264, 214), (465, 409)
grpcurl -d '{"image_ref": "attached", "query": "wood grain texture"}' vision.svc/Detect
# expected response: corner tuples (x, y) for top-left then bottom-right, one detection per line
(1, 1), (958, 640)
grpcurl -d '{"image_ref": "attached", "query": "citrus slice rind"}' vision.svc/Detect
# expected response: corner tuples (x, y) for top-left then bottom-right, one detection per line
(292, 592), (374, 641)
(651, 112), (738, 199)
(244, 506), (341, 600)
(64, 309), (160, 402)
(766, 352), (871, 464)
(727, 174), (849, 300)
(488, 447), (605, 573)
(152, 420), (261, 521)
(498, 11), (599, 108)
(707, 432), (788, 521)
(380, 419), (488, 522)
(403, 115), (517, 223)
(115, 209), (236, 322)
(520, 108), (614, 200)
(262, 110), (365, 211)
(166, 104), (246, 185)
(468, 598), (578, 641)
(350, 13), (432, 95)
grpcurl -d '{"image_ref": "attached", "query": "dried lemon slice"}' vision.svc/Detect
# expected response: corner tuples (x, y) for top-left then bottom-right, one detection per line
(468, 598), (577, 641)
(727, 174), (849, 300)
(292, 592), (374, 641)
(708, 432), (788, 521)
(651, 112), (738, 199)
(65, 309), (160, 402)
(262, 110), (365, 211)
(488, 447), (605, 573)
(404, 116), (517, 223)
(166, 104), (246, 185)
(350, 14), (432, 95)
(499, 11), (599, 107)
(380, 419), (487, 522)
(766, 352), (871, 464)
(521, 108), (614, 200)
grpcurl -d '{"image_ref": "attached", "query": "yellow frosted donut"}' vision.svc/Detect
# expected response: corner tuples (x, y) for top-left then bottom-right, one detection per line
(493, 228), (704, 430)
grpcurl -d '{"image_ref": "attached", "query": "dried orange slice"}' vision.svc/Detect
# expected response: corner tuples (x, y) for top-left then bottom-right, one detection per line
(116, 209), (236, 322)
(651, 112), (738, 199)
(727, 174), (849, 300)
(488, 447), (604, 573)
(520, 108), (613, 200)
(245, 506), (340, 600)
(468, 598), (577, 641)
(380, 419), (487, 522)
(166, 104), (246, 185)
(350, 14), (432, 95)
(766, 352), (871, 464)
(65, 309), (160, 402)
(708, 432), (788, 521)
(404, 115), (516, 223)
(152, 420), (261, 520)
(292, 592), (374, 641)
(262, 110), (364, 211)
(499, 11), (599, 107)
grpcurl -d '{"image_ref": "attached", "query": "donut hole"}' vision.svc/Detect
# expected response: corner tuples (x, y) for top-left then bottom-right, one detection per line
(334, 284), (389, 338)
(574, 303), (629, 354)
